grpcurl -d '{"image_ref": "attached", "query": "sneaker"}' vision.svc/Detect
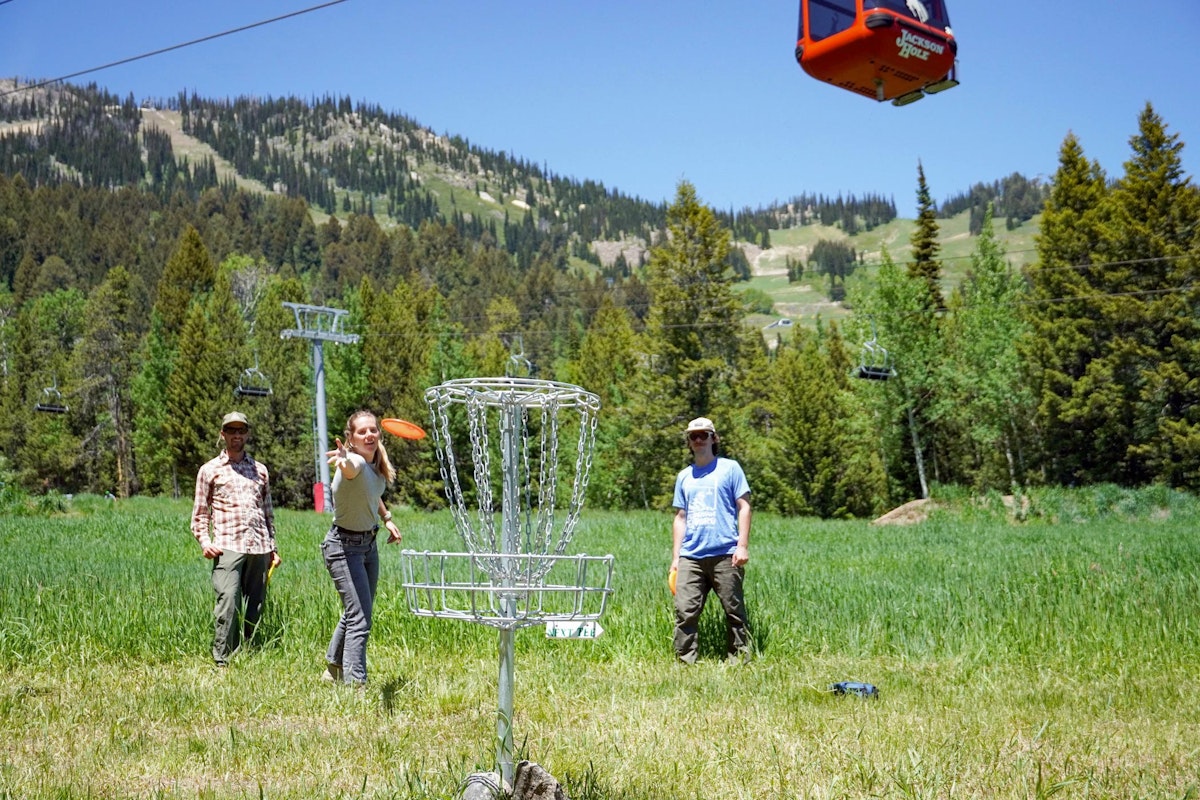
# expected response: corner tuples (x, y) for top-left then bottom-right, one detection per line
(322, 663), (343, 683)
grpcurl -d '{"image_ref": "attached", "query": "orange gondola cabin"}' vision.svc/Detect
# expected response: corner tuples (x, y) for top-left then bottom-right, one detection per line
(796, 0), (958, 106)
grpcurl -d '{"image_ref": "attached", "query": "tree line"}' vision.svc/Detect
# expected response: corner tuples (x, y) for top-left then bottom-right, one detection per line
(939, 172), (1050, 234)
(0, 85), (1196, 515)
(3, 83), (906, 263)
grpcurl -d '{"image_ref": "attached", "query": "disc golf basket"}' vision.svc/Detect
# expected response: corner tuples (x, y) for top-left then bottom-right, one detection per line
(402, 377), (614, 787)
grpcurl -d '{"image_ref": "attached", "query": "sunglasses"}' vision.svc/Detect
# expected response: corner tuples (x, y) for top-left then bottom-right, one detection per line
(223, 426), (249, 435)
(688, 431), (712, 441)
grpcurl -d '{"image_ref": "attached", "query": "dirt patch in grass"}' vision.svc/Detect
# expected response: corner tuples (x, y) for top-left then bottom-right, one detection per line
(873, 498), (933, 525)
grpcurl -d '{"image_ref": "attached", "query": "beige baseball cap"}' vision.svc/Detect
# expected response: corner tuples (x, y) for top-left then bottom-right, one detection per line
(221, 411), (250, 429)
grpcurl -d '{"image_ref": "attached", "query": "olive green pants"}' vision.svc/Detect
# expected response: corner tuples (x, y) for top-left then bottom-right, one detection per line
(211, 550), (270, 665)
(673, 555), (750, 664)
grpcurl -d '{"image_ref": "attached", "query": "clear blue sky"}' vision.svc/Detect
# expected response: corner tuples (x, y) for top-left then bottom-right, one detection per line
(3, 0), (1198, 217)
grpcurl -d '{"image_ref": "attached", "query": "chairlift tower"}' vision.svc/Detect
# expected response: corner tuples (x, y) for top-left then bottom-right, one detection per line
(281, 302), (359, 512)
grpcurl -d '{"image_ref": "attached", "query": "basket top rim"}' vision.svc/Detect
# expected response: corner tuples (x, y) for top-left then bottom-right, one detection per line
(425, 377), (600, 408)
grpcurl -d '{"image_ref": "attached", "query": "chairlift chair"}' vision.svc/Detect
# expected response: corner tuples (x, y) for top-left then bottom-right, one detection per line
(35, 382), (69, 414)
(506, 336), (535, 378)
(235, 362), (273, 398)
(852, 322), (896, 380)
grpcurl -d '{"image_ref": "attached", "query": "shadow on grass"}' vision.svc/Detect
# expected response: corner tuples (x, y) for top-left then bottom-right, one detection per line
(380, 672), (417, 715)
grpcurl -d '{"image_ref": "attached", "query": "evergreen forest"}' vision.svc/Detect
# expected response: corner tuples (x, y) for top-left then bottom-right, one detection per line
(1, 81), (1197, 517)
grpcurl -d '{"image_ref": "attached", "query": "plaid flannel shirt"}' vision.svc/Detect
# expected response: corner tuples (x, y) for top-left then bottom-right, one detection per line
(191, 450), (276, 554)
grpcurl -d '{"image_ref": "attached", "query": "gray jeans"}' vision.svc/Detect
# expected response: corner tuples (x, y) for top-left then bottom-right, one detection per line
(673, 555), (750, 663)
(211, 550), (270, 665)
(322, 528), (379, 684)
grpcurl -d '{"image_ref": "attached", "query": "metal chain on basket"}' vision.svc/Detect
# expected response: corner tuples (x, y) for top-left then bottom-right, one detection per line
(559, 394), (599, 555)
(539, 397), (559, 558)
(518, 400), (532, 557)
(467, 390), (496, 556)
(423, 378), (601, 582)
(426, 388), (470, 546)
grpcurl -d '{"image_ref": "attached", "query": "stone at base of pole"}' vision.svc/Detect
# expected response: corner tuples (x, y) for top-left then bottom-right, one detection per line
(460, 762), (567, 800)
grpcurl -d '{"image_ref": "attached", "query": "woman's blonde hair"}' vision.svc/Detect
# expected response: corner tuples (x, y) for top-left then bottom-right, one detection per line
(344, 410), (396, 483)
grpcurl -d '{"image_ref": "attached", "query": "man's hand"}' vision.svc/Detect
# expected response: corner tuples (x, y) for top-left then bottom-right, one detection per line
(201, 544), (223, 559)
(732, 545), (749, 567)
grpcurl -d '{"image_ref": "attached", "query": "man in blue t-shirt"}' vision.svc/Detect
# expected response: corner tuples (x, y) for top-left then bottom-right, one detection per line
(670, 416), (752, 664)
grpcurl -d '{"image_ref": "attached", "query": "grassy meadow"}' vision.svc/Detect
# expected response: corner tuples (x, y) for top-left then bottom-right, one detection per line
(1, 486), (1198, 799)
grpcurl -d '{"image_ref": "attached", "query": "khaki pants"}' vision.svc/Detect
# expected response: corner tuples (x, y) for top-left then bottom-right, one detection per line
(673, 555), (750, 663)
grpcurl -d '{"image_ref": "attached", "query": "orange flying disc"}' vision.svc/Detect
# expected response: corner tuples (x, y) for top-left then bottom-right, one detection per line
(381, 418), (426, 440)
(668, 567), (677, 596)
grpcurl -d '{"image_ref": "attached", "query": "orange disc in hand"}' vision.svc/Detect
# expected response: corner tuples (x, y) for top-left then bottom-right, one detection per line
(668, 567), (677, 595)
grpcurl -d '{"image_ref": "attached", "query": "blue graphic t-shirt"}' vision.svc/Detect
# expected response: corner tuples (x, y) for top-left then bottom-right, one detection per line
(673, 457), (750, 559)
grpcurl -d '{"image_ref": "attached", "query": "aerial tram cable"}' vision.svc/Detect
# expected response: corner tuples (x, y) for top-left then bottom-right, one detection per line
(0, 0), (350, 100)
(795, 0), (959, 106)
(34, 377), (69, 414)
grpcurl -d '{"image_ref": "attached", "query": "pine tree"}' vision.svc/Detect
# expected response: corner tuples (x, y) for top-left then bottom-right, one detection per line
(645, 181), (742, 416)
(71, 266), (143, 496)
(164, 276), (245, 497)
(773, 331), (887, 517)
(1105, 105), (1200, 487)
(154, 225), (216, 341)
(357, 275), (440, 506)
(11, 252), (38, 306)
(622, 181), (745, 508)
(13, 290), (87, 492)
(1028, 107), (1199, 487)
(909, 162), (945, 310)
(0, 175), (31, 291)
(1025, 132), (1110, 485)
(130, 314), (178, 495)
(566, 296), (644, 508)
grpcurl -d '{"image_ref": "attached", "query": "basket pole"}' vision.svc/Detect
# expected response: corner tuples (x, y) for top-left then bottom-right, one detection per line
(497, 400), (522, 785)
(497, 627), (515, 786)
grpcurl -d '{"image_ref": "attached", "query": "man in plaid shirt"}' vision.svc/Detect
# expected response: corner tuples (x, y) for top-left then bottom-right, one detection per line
(191, 411), (281, 667)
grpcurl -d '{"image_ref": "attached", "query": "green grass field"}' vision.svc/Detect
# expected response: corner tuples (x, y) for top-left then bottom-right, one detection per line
(2, 487), (1198, 799)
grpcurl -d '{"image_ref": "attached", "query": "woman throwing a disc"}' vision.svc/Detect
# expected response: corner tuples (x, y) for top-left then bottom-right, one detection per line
(320, 410), (402, 686)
